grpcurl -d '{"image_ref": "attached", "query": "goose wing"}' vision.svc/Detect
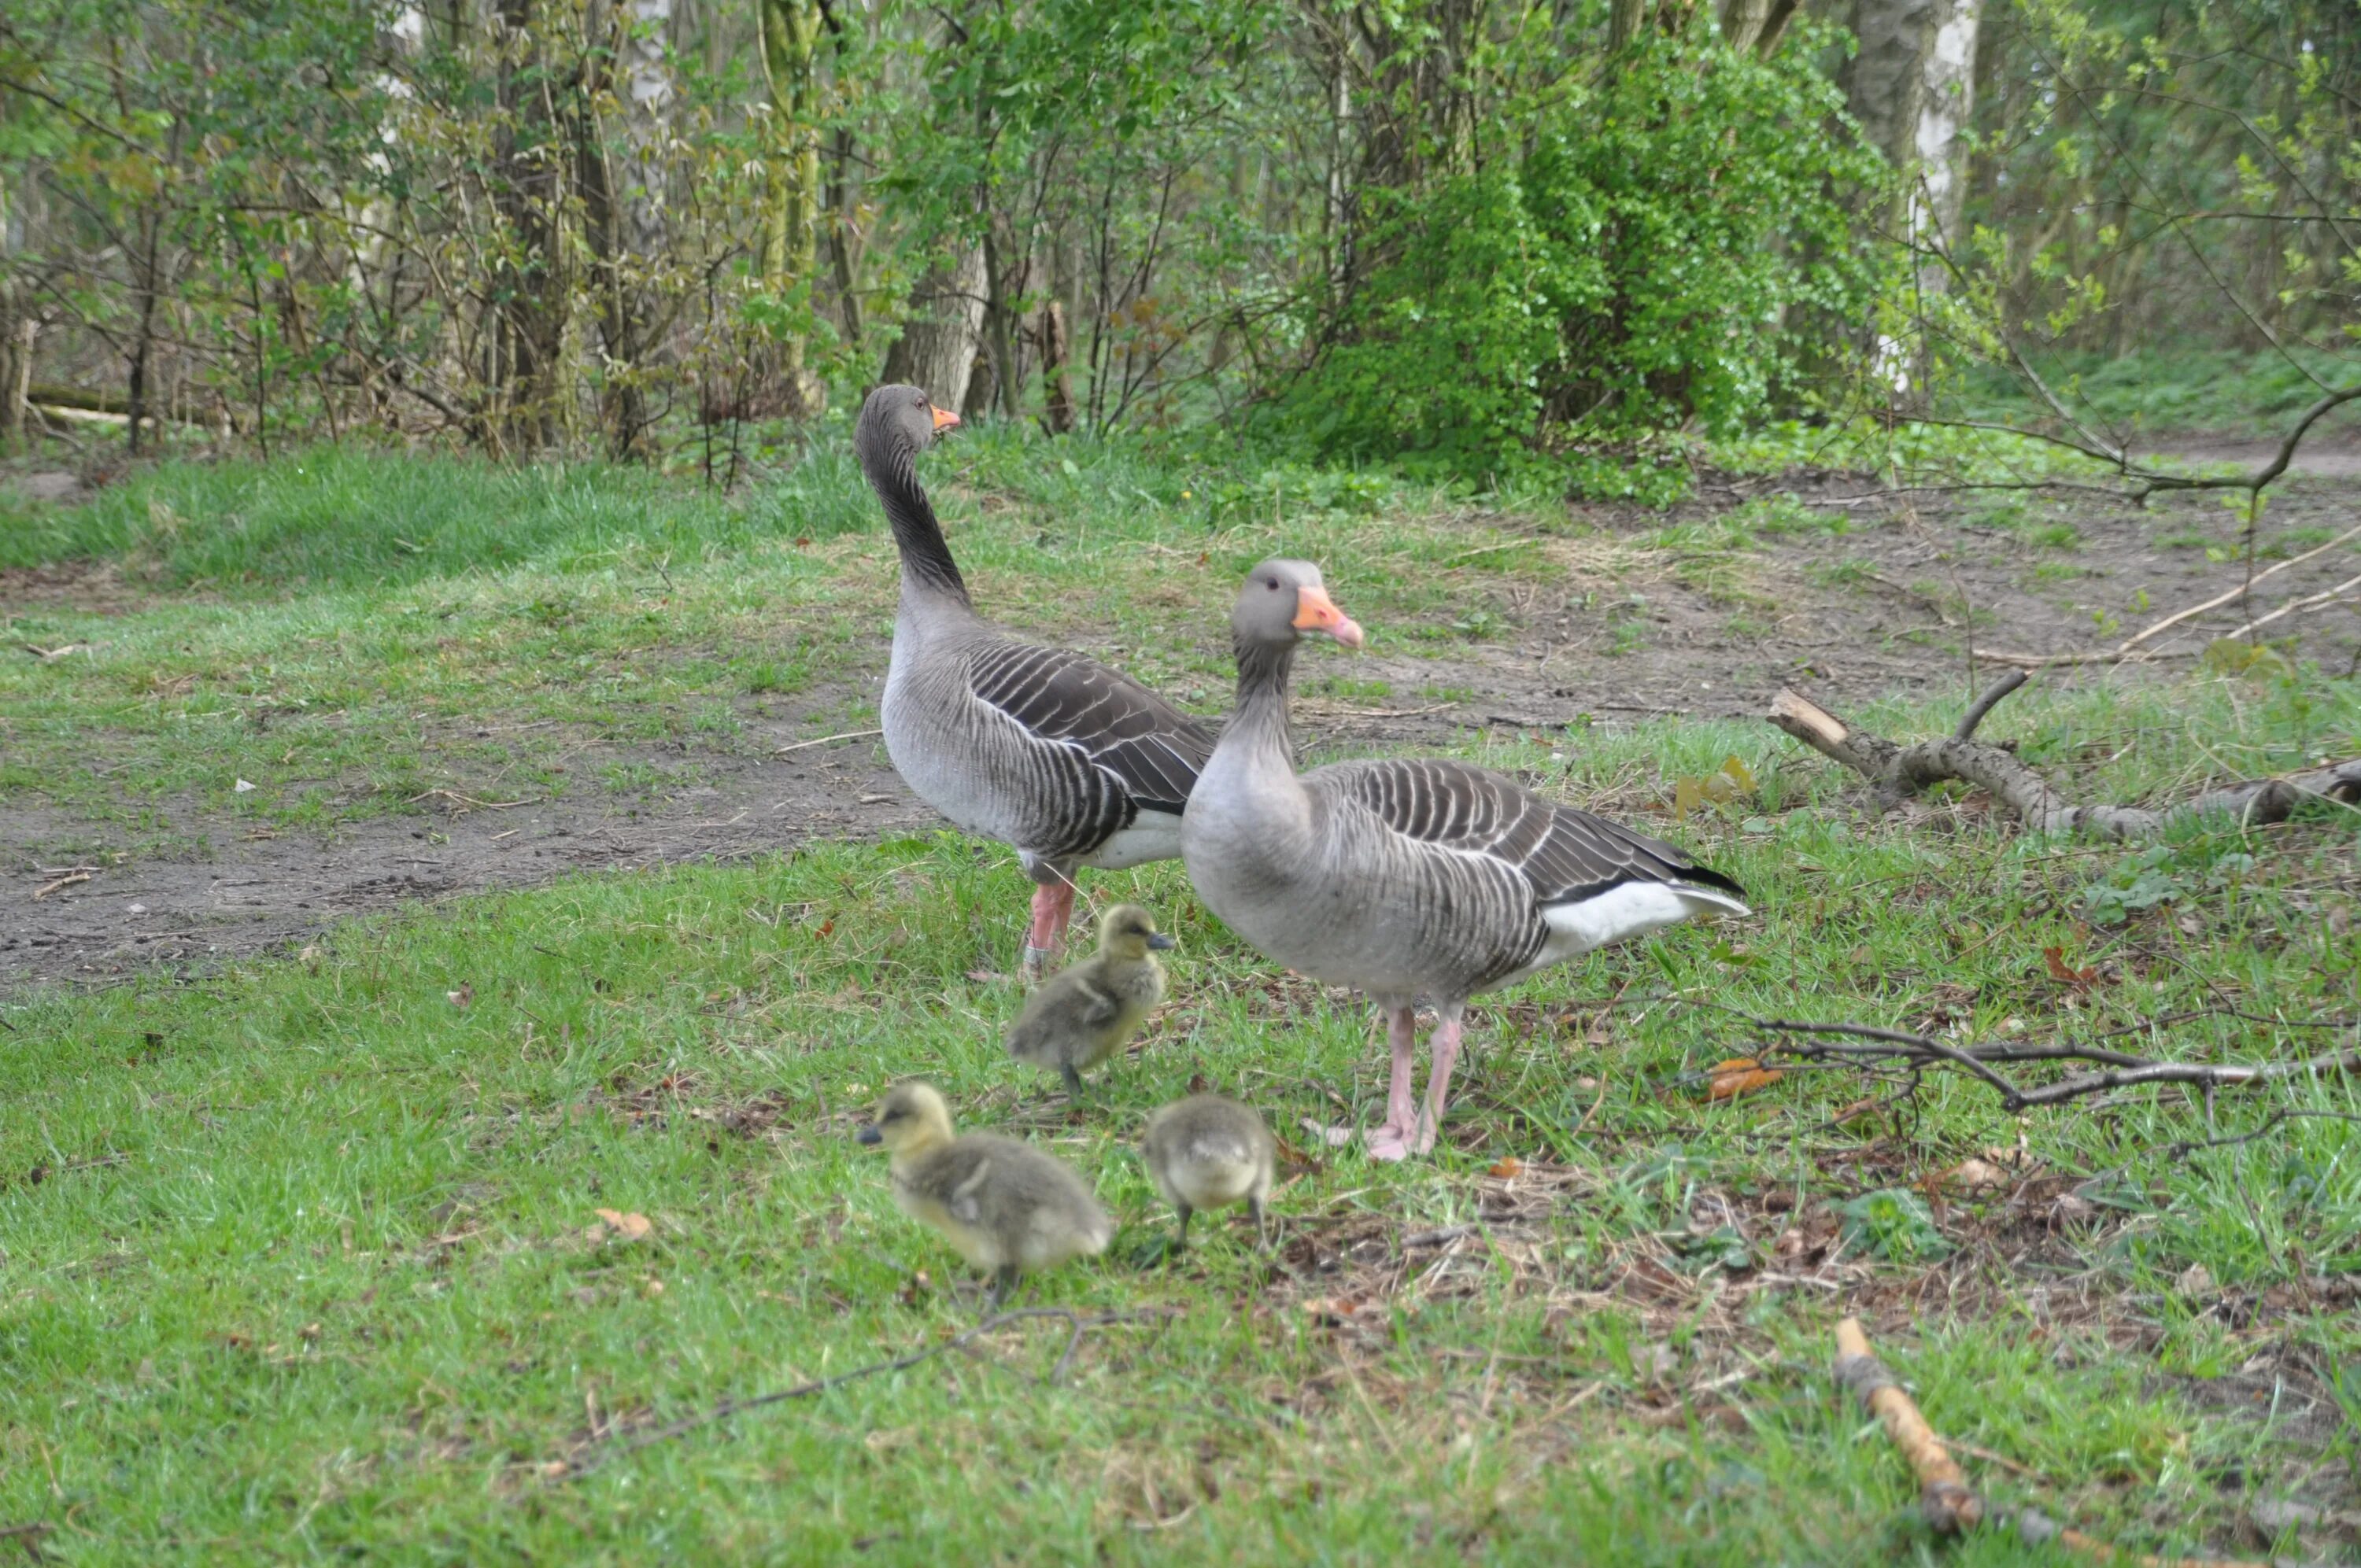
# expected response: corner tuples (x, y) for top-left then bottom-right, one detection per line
(966, 641), (1214, 816)
(1320, 757), (1746, 906)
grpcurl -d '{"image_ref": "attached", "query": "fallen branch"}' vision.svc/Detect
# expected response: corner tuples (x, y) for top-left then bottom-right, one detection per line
(552, 1306), (1170, 1481)
(1836, 1319), (2275, 1566)
(1766, 681), (2361, 839)
(1834, 1316), (1980, 1531)
(1745, 1016), (2359, 1115)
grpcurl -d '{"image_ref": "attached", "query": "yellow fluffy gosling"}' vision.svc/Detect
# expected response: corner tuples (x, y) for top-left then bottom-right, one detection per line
(1005, 904), (1174, 1096)
(858, 1080), (1112, 1305)
(1140, 1093), (1277, 1253)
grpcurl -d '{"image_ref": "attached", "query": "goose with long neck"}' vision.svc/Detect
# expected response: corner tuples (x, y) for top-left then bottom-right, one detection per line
(1182, 560), (1750, 1160)
(857, 384), (1215, 976)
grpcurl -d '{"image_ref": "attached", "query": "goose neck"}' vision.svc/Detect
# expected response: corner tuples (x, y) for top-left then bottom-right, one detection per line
(860, 432), (970, 609)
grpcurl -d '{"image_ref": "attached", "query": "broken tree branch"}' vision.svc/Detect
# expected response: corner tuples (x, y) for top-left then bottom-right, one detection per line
(1834, 1316), (1981, 1532)
(1766, 683), (2361, 838)
(1837, 1319), (2277, 1566)
(1740, 1015), (2360, 1115)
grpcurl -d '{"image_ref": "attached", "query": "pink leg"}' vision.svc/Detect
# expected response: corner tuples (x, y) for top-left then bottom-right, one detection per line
(1021, 880), (1077, 981)
(1408, 1012), (1465, 1156)
(1361, 1005), (1422, 1163)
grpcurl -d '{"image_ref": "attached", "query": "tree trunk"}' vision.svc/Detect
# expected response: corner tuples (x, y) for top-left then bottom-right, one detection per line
(979, 218), (1022, 421)
(1718, 0), (1770, 51)
(825, 124), (863, 352)
(1609, 0), (1648, 51)
(0, 160), (29, 454)
(1038, 299), (1076, 436)
(1845, 0), (1979, 399)
(881, 244), (986, 411)
(490, 0), (570, 453)
(759, 0), (826, 416)
(578, 0), (673, 457)
(1911, 0), (1980, 266)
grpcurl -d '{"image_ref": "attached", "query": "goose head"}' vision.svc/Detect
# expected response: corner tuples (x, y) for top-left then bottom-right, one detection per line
(856, 383), (961, 465)
(1096, 903), (1177, 961)
(1232, 559), (1365, 651)
(858, 1079), (957, 1155)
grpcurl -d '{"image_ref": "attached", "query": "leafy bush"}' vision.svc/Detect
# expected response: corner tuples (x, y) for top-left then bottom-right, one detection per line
(1280, 30), (1887, 481)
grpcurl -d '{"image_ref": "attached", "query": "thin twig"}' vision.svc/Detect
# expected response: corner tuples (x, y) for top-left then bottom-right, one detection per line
(773, 728), (885, 755)
(552, 1307), (1168, 1481)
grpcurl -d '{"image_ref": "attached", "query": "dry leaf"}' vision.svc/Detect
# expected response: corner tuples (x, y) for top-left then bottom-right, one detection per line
(1705, 1057), (1783, 1100)
(447, 981), (474, 1009)
(1940, 1157), (2012, 1193)
(2041, 946), (2098, 984)
(815, 918), (836, 939)
(593, 1208), (652, 1241)
(1487, 1157), (1526, 1179)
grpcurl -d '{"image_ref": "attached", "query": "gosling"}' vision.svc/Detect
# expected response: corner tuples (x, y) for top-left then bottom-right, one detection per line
(1141, 1093), (1277, 1253)
(1006, 904), (1174, 1096)
(858, 1080), (1113, 1306)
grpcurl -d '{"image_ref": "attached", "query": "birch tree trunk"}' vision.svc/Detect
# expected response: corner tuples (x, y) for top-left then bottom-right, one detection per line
(1912, 0), (1979, 267)
(881, 244), (986, 412)
(1846, 0), (1980, 398)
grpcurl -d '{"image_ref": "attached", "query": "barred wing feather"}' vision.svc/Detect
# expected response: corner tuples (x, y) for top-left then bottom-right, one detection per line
(967, 641), (1214, 815)
(1322, 758), (1746, 907)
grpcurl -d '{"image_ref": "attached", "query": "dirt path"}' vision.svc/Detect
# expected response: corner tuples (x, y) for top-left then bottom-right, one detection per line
(6, 470), (2358, 992)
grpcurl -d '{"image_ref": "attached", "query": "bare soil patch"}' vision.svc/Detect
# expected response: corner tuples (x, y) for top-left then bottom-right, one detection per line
(6, 471), (2358, 993)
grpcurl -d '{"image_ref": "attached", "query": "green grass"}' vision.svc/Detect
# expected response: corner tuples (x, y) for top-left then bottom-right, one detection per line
(1949, 347), (2361, 445)
(4, 673), (2359, 1559)
(0, 436), (1564, 828)
(4, 436), (2359, 1559)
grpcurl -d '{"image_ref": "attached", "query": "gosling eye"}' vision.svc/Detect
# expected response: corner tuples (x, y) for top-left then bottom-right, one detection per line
(1265, 578), (1279, 591)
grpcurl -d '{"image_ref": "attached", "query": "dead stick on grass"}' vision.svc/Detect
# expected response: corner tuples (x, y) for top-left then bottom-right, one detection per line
(1838, 1319), (2274, 1566)
(1767, 681), (2361, 839)
(1834, 1316), (1980, 1532)
(773, 728), (885, 755)
(30, 873), (90, 900)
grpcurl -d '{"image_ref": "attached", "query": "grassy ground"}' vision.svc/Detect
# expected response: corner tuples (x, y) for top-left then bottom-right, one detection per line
(4, 674), (2358, 1560)
(0, 435), (1558, 829)
(2, 428), (2358, 1561)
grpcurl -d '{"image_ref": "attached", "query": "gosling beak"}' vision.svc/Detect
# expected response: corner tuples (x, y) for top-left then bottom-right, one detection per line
(1291, 584), (1366, 648)
(1146, 932), (1177, 951)
(931, 406), (962, 433)
(856, 1124), (883, 1146)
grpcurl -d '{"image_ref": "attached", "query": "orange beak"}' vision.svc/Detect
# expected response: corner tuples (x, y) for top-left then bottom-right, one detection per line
(1291, 584), (1366, 648)
(932, 405), (962, 433)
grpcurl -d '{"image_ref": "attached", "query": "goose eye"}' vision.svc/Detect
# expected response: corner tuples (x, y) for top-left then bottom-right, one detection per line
(1265, 579), (1278, 591)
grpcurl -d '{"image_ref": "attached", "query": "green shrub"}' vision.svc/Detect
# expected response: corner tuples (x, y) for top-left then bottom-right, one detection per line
(1279, 29), (1886, 481)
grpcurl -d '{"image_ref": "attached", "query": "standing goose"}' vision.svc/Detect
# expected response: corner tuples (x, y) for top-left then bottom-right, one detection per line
(857, 385), (1216, 976)
(1181, 560), (1750, 1161)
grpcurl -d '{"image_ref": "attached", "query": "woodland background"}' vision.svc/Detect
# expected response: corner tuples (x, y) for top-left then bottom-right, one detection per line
(0, 0), (2352, 479)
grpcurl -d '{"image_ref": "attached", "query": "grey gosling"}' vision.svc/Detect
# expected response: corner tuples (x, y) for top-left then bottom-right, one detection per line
(1141, 1093), (1277, 1253)
(859, 1080), (1113, 1306)
(1004, 904), (1175, 1096)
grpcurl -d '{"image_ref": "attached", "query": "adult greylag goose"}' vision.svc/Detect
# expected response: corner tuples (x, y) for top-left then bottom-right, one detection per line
(855, 385), (1216, 976)
(1180, 559), (1750, 1161)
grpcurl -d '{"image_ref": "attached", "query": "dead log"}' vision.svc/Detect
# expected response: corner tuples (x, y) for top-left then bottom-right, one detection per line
(1767, 678), (2361, 839)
